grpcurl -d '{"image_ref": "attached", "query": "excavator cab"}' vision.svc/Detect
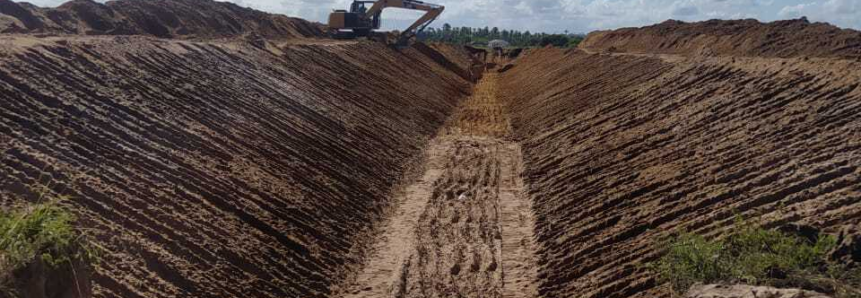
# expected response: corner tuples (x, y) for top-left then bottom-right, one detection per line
(329, 1), (381, 39)
(328, 0), (444, 46)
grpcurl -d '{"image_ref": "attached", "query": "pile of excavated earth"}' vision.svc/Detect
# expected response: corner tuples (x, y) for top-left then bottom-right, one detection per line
(0, 0), (323, 38)
(1, 1), (860, 298)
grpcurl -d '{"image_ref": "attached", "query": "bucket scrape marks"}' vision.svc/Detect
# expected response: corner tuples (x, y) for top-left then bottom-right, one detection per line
(342, 74), (539, 298)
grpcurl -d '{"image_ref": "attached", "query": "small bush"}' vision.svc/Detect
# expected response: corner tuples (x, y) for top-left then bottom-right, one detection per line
(652, 217), (859, 297)
(1, 198), (98, 296)
(539, 34), (570, 47)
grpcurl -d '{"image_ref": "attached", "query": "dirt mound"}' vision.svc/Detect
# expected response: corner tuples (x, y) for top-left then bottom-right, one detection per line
(0, 36), (471, 297)
(499, 47), (861, 297)
(581, 18), (861, 59)
(0, 0), (324, 39)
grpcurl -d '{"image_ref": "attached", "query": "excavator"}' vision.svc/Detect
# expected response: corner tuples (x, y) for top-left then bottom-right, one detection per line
(328, 0), (444, 46)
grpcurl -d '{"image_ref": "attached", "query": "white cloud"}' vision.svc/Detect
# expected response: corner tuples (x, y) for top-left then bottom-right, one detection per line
(776, 0), (861, 29)
(12, 0), (861, 32)
(778, 3), (815, 18)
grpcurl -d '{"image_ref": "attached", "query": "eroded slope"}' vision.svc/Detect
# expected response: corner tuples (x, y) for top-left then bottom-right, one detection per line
(0, 36), (470, 298)
(581, 18), (861, 59)
(0, 0), (324, 39)
(500, 47), (861, 297)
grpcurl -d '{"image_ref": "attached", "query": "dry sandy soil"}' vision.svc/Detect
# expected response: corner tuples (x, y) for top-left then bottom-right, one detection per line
(0, 0), (323, 39)
(2, 0), (861, 298)
(337, 73), (539, 298)
(500, 25), (861, 298)
(0, 21), (473, 298)
(581, 18), (861, 59)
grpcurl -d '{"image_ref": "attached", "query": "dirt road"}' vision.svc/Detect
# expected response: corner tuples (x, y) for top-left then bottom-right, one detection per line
(341, 73), (539, 298)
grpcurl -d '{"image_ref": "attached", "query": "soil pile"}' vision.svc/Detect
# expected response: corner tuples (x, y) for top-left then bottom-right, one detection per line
(581, 18), (861, 59)
(500, 46), (861, 297)
(0, 0), (324, 39)
(0, 35), (471, 297)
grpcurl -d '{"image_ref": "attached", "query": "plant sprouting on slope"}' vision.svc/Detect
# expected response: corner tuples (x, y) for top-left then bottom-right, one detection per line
(0, 177), (99, 298)
(651, 217), (860, 297)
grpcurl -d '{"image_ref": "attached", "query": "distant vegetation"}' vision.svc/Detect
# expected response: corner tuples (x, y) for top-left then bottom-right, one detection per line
(651, 217), (861, 297)
(417, 24), (585, 48)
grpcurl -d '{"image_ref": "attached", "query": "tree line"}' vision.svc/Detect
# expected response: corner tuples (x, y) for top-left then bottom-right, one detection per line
(416, 24), (585, 48)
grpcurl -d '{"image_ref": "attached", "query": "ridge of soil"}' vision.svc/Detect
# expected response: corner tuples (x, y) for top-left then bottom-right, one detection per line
(581, 18), (861, 59)
(0, 0), (324, 40)
(0, 36), (472, 298)
(499, 47), (861, 297)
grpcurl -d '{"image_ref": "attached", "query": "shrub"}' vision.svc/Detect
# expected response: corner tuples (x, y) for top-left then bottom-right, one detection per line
(0, 198), (98, 296)
(538, 34), (570, 47)
(566, 37), (583, 48)
(651, 217), (858, 297)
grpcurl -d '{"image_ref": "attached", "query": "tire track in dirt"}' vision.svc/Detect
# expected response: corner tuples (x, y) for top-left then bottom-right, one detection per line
(341, 73), (539, 298)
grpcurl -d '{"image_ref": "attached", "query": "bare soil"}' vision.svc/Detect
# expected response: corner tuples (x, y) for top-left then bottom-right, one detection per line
(581, 18), (861, 59)
(687, 284), (831, 298)
(0, 34), (472, 297)
(0, 0), (324, 39)
(2, 1), (861, 298)
(499, 46), (861, 297)
(339, 73), (539, 298)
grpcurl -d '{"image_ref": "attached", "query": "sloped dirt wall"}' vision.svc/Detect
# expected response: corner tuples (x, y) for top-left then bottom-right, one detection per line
(500, 48), (861, 297)
(0, 36), (470, 298)
(581, 19), (861, 59)
(0, 0), (324, 39)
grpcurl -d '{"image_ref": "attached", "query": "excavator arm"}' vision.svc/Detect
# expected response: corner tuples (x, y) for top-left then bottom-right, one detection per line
(365, 0), (444, 44)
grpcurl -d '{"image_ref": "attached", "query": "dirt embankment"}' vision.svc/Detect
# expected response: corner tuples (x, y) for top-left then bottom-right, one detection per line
(414, 42), (480, 82)
(0, 34), (472, 297)
(500, 45), (861, 297)
(581, 18), (861, 59)
(0, 0), (324, 39)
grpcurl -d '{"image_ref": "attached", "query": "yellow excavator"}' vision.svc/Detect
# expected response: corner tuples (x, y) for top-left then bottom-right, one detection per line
(328, 0), (444, 46)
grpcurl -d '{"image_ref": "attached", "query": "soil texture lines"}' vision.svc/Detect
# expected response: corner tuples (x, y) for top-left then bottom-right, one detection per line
(342, 73), (540, 298)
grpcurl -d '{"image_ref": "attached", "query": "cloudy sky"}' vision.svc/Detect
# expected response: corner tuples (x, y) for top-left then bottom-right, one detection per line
(24, 0), (861, 33)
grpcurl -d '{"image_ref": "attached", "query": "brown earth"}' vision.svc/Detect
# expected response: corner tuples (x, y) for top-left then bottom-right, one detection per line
(687, 284), (831, 298)
(338, 73), (539, 298)
(581, 18), (861, 59)
(499, 43), (861, 297)
(0, 0), (324, 39)
(0, 33), (474, 297)
(3, 1), (861, 297)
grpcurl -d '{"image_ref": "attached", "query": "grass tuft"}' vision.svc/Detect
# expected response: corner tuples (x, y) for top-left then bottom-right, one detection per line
(1, 197), (98, 297)
(651, 217), (860, 297)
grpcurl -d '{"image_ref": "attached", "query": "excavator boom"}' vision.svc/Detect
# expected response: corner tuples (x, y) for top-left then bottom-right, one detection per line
(329, 0), (444, 45)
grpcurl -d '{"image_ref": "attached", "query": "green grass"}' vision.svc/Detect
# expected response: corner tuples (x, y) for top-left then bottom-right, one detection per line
(1, 197), (98, 296)
(652, 217), (860, 297)
(2, 200), (77, 269)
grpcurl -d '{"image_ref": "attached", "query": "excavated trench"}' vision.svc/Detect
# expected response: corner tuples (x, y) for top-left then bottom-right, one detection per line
(338, 73), (539, 298)
(2, 1), (861, 297)
(0, 35), (474, 297)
